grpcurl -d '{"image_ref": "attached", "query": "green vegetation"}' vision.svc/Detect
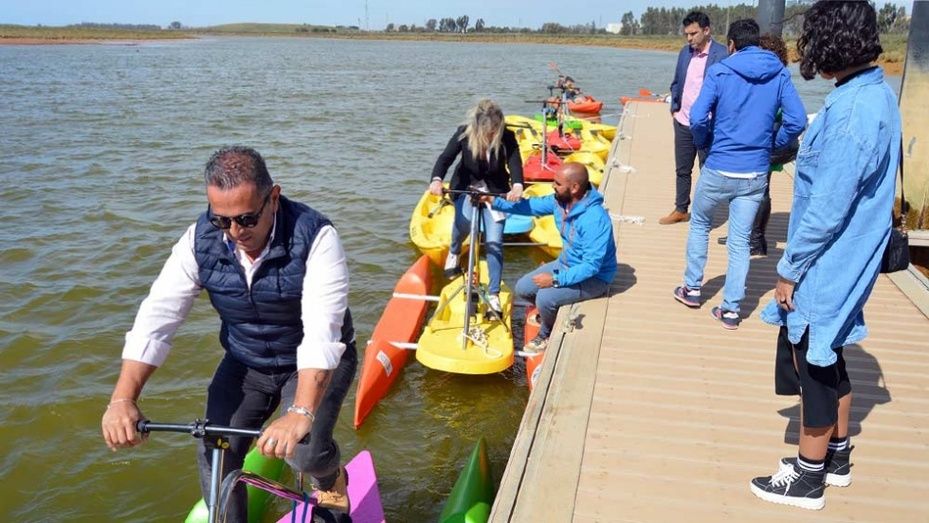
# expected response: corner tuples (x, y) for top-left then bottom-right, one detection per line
(0, 24), (191, 41)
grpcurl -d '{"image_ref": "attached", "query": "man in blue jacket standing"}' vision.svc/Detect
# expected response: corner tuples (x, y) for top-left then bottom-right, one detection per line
(672, 19), (806, 329)
(486, 163), (616, 353)
(660, 11), (729, 225)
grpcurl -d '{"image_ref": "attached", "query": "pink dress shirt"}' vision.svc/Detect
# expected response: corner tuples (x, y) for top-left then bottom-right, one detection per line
(673, 47), (710, 127)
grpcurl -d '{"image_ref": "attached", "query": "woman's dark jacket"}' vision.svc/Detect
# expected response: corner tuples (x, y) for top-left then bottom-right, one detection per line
(430, 125), (524, 193)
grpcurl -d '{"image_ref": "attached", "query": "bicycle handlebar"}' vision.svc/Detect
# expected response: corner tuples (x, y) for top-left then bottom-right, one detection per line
(137, 419), (263, 439)
(443, 188), (507, 197)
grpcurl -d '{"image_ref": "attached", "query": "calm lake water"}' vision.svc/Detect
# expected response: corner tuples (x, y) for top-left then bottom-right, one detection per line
(0, 36), (899, 522)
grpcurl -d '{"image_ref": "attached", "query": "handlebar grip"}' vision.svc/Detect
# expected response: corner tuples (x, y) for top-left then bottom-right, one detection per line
(136, 419), (150, 434)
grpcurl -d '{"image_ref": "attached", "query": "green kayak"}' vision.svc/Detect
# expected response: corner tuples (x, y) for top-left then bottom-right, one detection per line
(532, 113), (584, 130)
(185, 448), (286, 523)
(439, 437), (495, 523)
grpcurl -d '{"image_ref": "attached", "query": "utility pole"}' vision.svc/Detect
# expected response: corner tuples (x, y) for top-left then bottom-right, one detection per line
(757, 0), (786, 36)
(365, 0), (369, 31)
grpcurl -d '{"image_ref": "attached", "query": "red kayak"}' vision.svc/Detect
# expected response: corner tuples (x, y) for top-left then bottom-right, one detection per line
(353, 255), (432, 429)
(546, 130), (581, 151)
(523, 150), (563, 182)
(524, 306), (544, 391)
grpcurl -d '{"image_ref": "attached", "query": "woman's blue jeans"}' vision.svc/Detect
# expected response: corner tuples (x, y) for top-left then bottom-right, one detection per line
(450, 194), (505, 294)
(684, 167), (766, 314)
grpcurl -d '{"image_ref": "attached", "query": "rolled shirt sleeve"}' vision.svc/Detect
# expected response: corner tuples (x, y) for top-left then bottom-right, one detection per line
(122, 223), (202, 367)
(297, 226), (350, 370)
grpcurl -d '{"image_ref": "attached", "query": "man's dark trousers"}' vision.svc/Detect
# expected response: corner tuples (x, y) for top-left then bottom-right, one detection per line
(673, 118), (708, 213)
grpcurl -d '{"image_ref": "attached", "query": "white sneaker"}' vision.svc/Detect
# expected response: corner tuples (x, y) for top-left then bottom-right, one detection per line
(487, 294), (502, 313)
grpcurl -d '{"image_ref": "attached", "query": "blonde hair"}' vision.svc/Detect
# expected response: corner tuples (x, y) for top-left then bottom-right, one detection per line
(461, 99), (504, 162)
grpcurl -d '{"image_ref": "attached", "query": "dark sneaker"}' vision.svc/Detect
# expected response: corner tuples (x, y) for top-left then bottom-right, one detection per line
(750, 239), (768, 256)
(523, 336), (549, 354)
(673, 286), (701, 308)
(750, 461), (825, 510)
(711, 306), (740, 330)
(781, 446), (853, 488)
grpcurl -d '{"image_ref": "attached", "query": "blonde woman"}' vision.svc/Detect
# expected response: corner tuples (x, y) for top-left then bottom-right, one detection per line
(429, 99), (524, 312)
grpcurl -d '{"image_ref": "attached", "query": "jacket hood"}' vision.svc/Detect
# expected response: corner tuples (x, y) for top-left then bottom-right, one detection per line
(720, 46), (785, 82)
(564, 186), (604, 219)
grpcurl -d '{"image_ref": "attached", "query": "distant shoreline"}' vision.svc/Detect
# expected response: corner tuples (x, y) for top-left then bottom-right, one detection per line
(0, 30), (905, 75)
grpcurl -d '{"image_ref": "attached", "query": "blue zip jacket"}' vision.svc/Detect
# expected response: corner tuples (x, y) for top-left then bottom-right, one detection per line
(690, 46), (807, 173)
(761, 67), (901, 367)
(492, 188), (616, 286)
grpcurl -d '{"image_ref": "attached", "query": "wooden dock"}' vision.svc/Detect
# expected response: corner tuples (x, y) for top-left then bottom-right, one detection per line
(491, 101), (929, 522)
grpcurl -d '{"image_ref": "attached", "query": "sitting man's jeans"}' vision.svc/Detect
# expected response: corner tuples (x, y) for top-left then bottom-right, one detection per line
(197, 342), (357, 523)
(684, 167), (766, 313)
(515, 261), (610, 338)
(451, 194), (505, 294)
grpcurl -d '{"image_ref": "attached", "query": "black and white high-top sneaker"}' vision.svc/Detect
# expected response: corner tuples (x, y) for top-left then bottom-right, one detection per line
(750, 460), (826, 510)
(781, 446), (854, 487)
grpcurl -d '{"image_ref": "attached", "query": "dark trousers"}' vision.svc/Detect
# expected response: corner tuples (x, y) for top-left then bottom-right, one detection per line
(197, 343), (357, 523)
(673, 118), (707, 213)
(751, 170), (774, 248)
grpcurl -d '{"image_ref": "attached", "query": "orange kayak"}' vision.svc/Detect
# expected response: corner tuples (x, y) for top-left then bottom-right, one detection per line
(524, 306), (544, 391)
(567, 97), (603, 114)
(619, 88), (667, 107)
(353, 255), (432, 429)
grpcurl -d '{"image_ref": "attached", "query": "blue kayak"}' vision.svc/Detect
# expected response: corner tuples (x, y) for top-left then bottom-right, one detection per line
(503, 213), (533, 235)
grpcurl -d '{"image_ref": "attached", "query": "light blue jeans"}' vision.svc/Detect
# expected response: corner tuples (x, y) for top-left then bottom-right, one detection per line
(451, 194), (505, 294)
(684, 167), (767, 314)
(515, 261), (610, 338)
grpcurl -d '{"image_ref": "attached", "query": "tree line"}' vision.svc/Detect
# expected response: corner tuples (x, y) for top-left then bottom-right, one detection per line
(385, 2), (909, 36)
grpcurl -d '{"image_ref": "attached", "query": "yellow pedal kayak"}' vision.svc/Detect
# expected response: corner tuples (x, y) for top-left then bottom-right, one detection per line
(409, 186), (465, 267)
(522, 184), (562, 259)
(416, 261), (514, 374)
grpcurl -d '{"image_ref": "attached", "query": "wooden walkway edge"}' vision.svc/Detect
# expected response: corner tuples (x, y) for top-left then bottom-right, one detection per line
(491, 101), (929, 522)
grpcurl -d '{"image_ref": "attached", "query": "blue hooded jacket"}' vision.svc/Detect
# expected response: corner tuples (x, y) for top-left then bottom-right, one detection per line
(492, 188), (616, 287)
(690, 46), (807, 174)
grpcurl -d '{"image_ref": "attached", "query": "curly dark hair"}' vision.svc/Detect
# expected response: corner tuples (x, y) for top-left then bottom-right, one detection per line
(759, 34), (789, 66)
(797, 0), (883, 80)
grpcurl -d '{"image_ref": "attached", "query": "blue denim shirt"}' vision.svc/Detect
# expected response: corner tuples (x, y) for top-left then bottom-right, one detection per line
(761, 67), (901, 367)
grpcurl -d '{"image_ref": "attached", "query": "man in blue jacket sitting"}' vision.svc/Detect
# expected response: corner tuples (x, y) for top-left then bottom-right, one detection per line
(672, 19), (806, 329)
(486, 163), (616, 353)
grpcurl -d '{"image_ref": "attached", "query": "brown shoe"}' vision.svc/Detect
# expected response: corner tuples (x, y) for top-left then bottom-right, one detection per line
(316, 466), (350, 514)
(659, 210), (690, 225)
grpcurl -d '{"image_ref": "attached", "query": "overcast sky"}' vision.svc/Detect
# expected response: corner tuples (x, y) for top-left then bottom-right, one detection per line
(2, 1), (915, 29)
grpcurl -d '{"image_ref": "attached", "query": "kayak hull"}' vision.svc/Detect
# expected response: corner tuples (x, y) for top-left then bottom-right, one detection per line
(416, 261), (514, 375)
(523, 306), (544, 391)
(439, 437), (495, 523)
(275, 450), (385, 523)
(410, 186), (466, 267)
(353, 255), (432, 429)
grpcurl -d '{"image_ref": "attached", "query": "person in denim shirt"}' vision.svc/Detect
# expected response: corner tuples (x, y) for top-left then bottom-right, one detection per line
(672, 19), (806, 330)
(750, 1), (901, 510)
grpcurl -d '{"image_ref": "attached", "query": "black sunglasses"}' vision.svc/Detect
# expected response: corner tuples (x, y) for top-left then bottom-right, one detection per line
(208, 194), (270, 229)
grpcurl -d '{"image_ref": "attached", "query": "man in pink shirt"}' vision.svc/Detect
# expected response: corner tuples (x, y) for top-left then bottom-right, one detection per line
(661, 11), (729, 225)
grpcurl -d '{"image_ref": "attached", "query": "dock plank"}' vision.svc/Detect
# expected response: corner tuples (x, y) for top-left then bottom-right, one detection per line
(491, 101), (929, 522)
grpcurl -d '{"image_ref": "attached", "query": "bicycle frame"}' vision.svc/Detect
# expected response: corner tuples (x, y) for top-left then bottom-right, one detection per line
(136, 419), (306, 523)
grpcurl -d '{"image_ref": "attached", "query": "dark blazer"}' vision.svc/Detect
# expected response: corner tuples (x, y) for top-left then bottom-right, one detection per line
(669, 39), (728, 115)
(431, 126), (524, 194)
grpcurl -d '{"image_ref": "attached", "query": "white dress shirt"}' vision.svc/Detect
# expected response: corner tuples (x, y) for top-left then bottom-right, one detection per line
(121, 218), (350, 370)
